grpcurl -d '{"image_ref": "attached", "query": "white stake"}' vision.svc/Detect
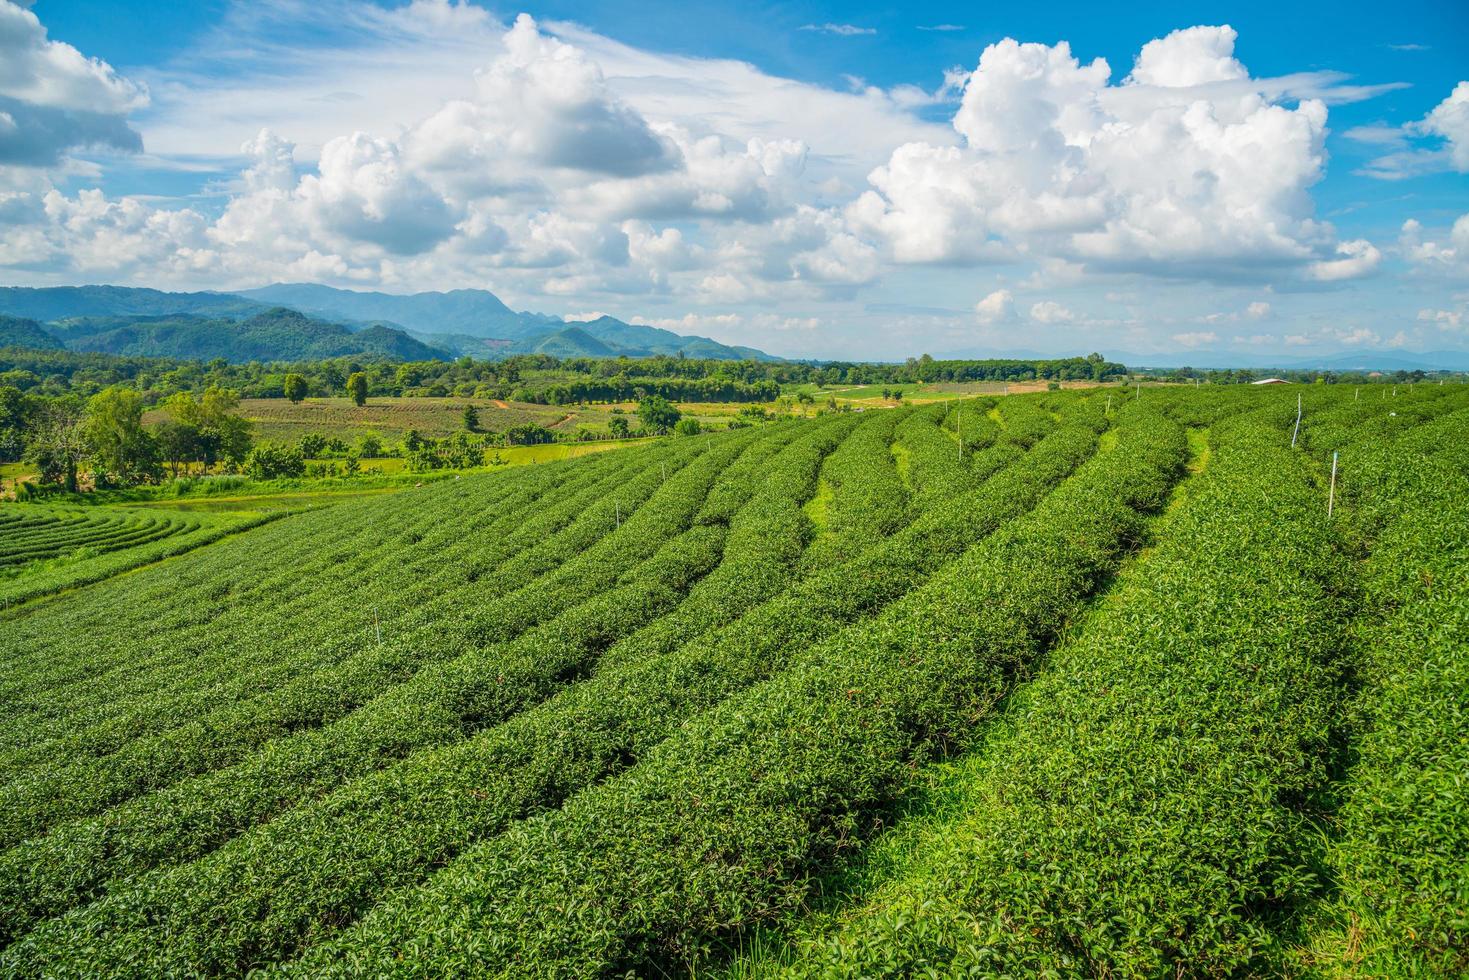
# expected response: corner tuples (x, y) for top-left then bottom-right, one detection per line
(374, 607), (381, 645)
(1328, 451), (1338, 518)
(956, 408), (962, 461)
(1291, 392), (1302, 448)
(1355, 387), (1359, 402)
(615, 500), (620, 528)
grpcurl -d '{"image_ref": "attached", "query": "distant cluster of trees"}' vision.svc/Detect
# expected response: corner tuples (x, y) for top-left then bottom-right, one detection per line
(1, 348), (1129, 406)
(0, 384), (253, 492)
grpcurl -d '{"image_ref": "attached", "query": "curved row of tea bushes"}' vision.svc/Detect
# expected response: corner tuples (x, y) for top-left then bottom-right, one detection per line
(1297, 407), (1469, 976)
(0, 446), (655, 768)
(0, 436), (739, 847)
(2, 519), (186, 565)
(0, 419), (853, 944)
(940, 399), (1000, 458)
(263, 406), (1185, 978)
(0, 411), (1093, 975)
(892, 402), (974, 501)
(0, 512), (190, 566)
(781, 410), (1359, 977)
(596, 415), (860, 674)
(0, 510), (284, 609)
(0, 446), (574, 673)
(800, 409), (907, 569)
(0, 439), (678, 742)
(0, 442), (640, 719)
(992, 393), (1058, 447)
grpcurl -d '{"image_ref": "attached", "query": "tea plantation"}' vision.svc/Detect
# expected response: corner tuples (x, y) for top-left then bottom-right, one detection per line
(0, 385), (1464, 977)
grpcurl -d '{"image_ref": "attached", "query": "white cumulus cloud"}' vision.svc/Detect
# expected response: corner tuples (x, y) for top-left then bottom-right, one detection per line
(974, 288), (1015, 323)
(1307, 239), (1382, 281)
(1029, 300), (1074, 323)
(1360, 80), (1469, 178)
(846, 25), (1363, 283)
(0, 0), (146, 167)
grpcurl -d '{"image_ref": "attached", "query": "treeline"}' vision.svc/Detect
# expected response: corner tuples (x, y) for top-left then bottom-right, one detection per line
(1, 348), (1127, 404)
(0, 385), (256, 492)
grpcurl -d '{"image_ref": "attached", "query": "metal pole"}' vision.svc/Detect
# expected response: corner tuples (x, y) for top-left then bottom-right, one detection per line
(1328, 451), (1338, 518)
(1291, 392), (1302, 448)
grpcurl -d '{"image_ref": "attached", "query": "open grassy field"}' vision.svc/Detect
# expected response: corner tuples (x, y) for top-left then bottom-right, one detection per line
(1, 384), (1465, 978)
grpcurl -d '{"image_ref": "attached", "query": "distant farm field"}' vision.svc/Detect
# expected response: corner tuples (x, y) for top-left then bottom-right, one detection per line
(2, 384), (1465, 978)
(142, 385), (1107, 448)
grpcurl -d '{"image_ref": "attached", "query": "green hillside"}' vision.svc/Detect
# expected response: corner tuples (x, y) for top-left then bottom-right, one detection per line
(0, 385), (1464, 978)
(0, 317), (62, 351)
(0, 286), (263, 323)
(44, 309), (450, 362)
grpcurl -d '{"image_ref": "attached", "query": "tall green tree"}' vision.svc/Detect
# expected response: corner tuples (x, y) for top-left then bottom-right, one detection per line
(283, 373), (308, 403)
(154, 419), (201, 478)
(24, 397), (87, 492)
(635, 395), (681, 435)
(0, 385), (32, 463)
(84, 387), (159, 487)
(243, 441), (305, 479)
(462, 404), (480, 432)
(346, 372), (368, 407)
(162, 387), (252, 468)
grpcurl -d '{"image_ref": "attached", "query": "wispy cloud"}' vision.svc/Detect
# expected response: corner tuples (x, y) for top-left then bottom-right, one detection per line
(917, 25), (965, 32)
(1387, 43), (1429, 51)
(799, 23), (876, 37)
(1357, 81), (1469, 179)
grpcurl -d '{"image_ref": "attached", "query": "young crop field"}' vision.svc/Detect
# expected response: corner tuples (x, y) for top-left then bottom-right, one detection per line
(0, 384), (1465, 978)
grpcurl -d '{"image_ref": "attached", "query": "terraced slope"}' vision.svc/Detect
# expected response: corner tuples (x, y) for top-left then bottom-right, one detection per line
(0, 385), (1465, 979)
(0, 505), (277, 607)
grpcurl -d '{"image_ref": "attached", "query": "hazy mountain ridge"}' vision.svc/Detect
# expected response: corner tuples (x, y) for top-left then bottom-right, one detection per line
(236, 283), (560, 340)
(0, 315), (66, 351)
(37, 308), (454, 362)
(0, 285), (779, 363)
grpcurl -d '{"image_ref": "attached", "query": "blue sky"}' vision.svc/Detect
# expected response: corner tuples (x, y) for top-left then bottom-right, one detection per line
(4, 0), (1467, 359)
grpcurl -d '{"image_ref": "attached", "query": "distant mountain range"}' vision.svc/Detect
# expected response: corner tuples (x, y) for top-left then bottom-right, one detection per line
(235, 284), (561, 340)
(38, 309), (450, 362)
(0, 284), (779, 364)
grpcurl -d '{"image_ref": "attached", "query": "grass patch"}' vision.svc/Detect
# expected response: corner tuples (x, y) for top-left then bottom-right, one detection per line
(889, 441), (913, 490)
(801, 477), (834, 537)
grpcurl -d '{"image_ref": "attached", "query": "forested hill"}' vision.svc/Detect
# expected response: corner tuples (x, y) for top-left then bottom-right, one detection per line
(237, 283), (558, 340)
(38, 309), (452, 363)
(0, 317), (64, 351)
(0, 286), (260, 322)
